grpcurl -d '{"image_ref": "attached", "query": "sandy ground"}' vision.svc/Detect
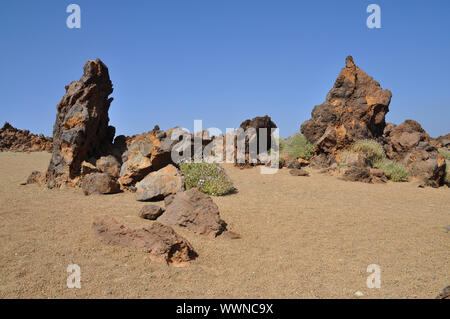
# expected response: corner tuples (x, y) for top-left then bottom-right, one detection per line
(0, 151), (449, 299)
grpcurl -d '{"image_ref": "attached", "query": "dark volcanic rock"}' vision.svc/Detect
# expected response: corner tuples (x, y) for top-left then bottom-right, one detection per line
(81, 173), (120, 195)
(139, 204), (165, 220)
(46, 59), (115, 188)
(301, 56), (392, 159)
(383, 120), (446, 187)
(0, 122), (52, 152)
(234, 115), (278, 166)
(92, 215), (196, 266)
(157, 188), (227, 237)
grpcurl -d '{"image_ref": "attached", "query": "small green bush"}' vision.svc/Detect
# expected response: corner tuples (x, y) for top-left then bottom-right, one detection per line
(374, 160), (409, 182)
(444, 160), (450, 185)
(352, 139), (385, 166)
(279, 133), (315, 160)
(179, 162), (235, 196)
(438, 148), (450, 161)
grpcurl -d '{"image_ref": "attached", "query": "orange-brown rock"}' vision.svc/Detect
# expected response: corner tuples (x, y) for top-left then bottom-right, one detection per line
(0, 122), (52, 152)
(92, 215), (196, 266)
(118, 128), (187, 188)
(383, 120), (446, 187)
(46, 59), (116, 188)
(135, 164), (185, 201)
(301, 56), (392, 160)
(157, 188), (228, 237)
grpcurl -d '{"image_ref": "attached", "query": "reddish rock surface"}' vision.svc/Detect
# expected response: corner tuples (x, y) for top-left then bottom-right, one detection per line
(135, 164), (185, 201)
(157, 188), (227, 237)
(118, 128), (187, 188)
(81, 173), (120, 195)
(46, 59), (116, 188)
(301, 56), (392, 159)
(383, 120), (446, 187)
(0, 122), (52, 152)
(139, 204), (165, 220)
(92, 215), (196, 266)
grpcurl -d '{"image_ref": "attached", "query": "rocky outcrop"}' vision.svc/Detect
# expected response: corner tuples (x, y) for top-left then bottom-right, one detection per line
(235, 115), (278, 166)
(81, 173), (120, 195)
(301, 56), (392, 159)
(431, 133), (450, 148)
(46, 59), (116, 188)
(157, 188), (227, 237)
(0, 122), (52, 152)
(383, 120), (446, 187)
(118, 128), (188, 188)
(92, 215), (196, 266)
(135, 164), (185, 201)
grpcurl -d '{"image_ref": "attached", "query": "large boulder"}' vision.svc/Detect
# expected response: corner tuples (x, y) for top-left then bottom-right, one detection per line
(301, 56), (392, 159)
(0, 122), (52, 152)
(235, 115), (277, 166)
(81, 173), (120, 195)
(383, 120), (446, 187)
(96, 155), (121, 178)
(135, 164), (185, 201)
(46, 59), (116, 188)
(92, 215), (196, 266)
(157, 188), (227, 237)
(118, 127), (189, 188)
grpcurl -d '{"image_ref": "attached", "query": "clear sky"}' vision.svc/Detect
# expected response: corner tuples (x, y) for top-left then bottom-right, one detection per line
(1, 0), (449, 138)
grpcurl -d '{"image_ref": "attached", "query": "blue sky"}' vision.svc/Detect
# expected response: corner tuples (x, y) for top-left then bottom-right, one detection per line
(1, 0), (449, 138)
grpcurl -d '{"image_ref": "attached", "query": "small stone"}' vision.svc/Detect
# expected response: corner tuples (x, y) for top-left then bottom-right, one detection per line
(139, 204), (164, 220)
(354, 291), (364, 297)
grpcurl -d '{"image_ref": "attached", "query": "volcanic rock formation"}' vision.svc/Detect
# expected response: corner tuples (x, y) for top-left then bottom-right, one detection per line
(157, 188), (228, 237)
(301, 56), (392, 163)
(46, 59), (116, 188)
(92, 215), (196, 266)
(0, 122), (52, 152)
(383, 120), (446, 187)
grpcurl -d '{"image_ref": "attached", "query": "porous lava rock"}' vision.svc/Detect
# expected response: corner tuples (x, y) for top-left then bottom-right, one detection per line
(92, 215), (196, 266)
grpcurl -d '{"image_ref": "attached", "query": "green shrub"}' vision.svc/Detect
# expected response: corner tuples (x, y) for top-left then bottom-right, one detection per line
(445, 160), (450, 185)
(438, 148), (450, 161)
(179, 162), (235, 196)
(279, 133), (315, 160)
(374, 160), (409, 182)
(352, 139), (385, 166)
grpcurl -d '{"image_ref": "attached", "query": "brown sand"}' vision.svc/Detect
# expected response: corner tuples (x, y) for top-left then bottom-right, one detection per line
(0, 152), (449, 298)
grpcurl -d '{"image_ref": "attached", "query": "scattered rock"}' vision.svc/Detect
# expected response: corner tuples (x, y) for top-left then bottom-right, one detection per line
(341, 166), (372, 183)
(383, 120), (446, 187)
(280, 154), (301, 169)
(139, 204), (165, 220)
(46, 59), (116, 188)
(157, 188), (228, 237)
(82, 173), (120, 195)
(136, 164), (185, 201)
(96, 155), (121, 178)
(26, 170), (46, 185)
(92, 215), (196, 266)
(289, 168), (310, 176)
(118, 128), (187, 187)
(369, 168), (387, 183)
(301, 56), (391, 160)
(436, 286), (450, 299)
(0, 122), (52, 152)
(235, 115), (278, 166)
